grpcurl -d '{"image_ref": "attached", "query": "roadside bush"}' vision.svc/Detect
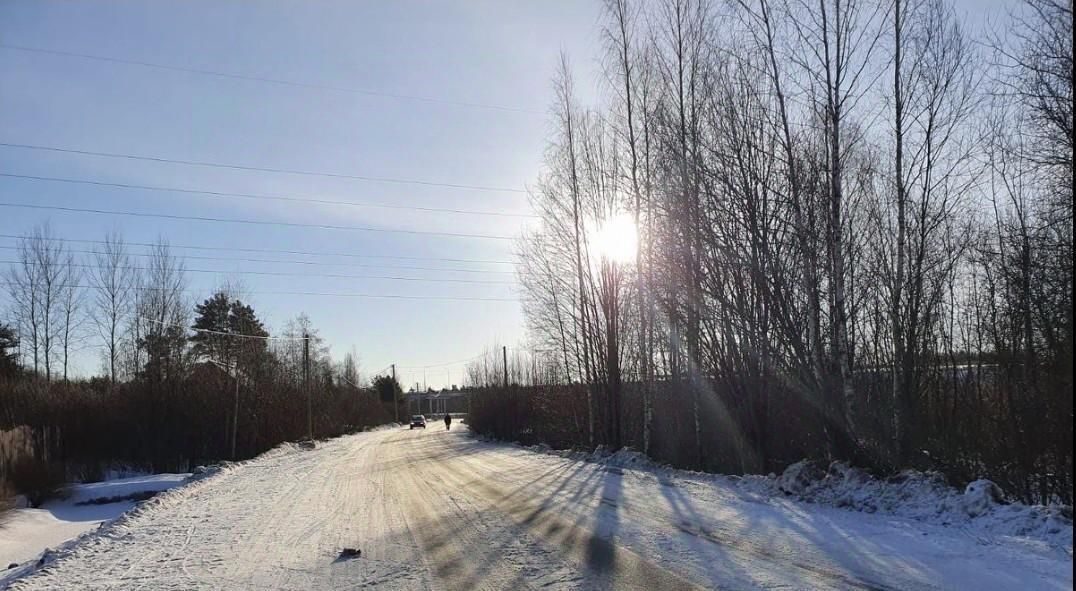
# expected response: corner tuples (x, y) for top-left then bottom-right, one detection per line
(1, 480), (14, 515)
(0, 369), (394, 480)
(6, 456), (66, 507)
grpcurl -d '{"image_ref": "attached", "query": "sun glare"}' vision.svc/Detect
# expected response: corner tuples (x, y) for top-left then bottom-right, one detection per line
(592, 213), (639, 265)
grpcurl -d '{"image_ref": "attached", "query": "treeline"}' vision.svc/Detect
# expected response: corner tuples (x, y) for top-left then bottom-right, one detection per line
(0, 229), (398, 493)
(474, 0), (1072, 504)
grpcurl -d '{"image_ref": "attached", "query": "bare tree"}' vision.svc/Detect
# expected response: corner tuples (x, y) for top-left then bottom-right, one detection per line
(505, 0), (1071, 499)
(339, 347), (362, 387)
(555, 54), (598, 446)
(605, 0), (657, 454)
(134, 239), (188, 384)
(6, 224), (69, 381)
(6, 236), (41, 374)
(89, 231), (136, 384)
(885, 0), (980, 460)
(58, 250), (83, 383)
(653, 0), (710, 466)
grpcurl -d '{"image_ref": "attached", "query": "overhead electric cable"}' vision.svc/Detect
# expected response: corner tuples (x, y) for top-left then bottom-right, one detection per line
(0, 141), (528, 194)
(0, 244), (515, 275)
(0, 281), (517, 302)
(395, 352), (489, 369)
(0, 172), (537, 218)
(0, 233), (517, 265)
(0, 259), (514, 285)
(140, 315), (303, 341)
(0, 43), (542, 115)
(0, 202), (516, 240)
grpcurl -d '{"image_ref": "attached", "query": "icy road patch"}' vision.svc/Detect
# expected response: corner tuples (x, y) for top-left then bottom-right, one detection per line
(3, 426), (1071, 590)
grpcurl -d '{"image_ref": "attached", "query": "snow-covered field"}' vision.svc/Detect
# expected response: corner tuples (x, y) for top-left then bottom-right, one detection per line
(0, 473), (189, 569)
(1, 426), (1071, 590)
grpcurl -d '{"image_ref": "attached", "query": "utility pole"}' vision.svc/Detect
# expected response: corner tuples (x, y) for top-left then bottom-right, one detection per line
(231, 358), (240, 460)
(502, 345), (509, 388)
(391, 363), (398, 423)
(303, 333), (311, 440)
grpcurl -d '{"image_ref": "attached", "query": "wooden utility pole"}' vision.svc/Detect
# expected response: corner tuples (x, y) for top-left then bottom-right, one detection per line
(303, 333), (311, 440)
(231, 358), (240, 459)
(391, 363), (399, 423)
(502, 345), (509, 387)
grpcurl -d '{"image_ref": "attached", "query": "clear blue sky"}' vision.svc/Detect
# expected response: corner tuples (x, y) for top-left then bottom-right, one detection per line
(0, 0), (1011, 387)
(0, 0), (605, 388)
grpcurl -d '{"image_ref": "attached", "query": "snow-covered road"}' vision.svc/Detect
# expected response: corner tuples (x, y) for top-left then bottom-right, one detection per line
(7, 426), (1071, 590)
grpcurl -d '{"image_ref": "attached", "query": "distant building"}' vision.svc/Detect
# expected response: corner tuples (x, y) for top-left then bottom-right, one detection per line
(408, 388), (471, 416)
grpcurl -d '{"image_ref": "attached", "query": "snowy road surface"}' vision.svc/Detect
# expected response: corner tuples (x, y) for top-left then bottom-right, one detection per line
(7, 426), (1071, 590)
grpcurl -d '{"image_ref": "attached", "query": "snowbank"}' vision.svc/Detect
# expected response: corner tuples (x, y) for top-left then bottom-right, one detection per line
(752, 460), (1072, 549)
(503, 432), (1073, 551)
(0, 473), (190, 571)
(65, 473), (188, 506)
(518, 442), (665, 472)
(1, 427), (403, 585)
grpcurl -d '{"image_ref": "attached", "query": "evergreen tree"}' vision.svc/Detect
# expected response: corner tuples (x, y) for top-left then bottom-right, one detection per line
(374, 375), (403, 404)
(190, 292), (269, 371)
(0, 322), (20, 377)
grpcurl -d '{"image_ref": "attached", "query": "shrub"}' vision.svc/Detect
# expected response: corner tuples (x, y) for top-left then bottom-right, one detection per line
(7, 456), (66, 507)
(1, 480), (14, 520)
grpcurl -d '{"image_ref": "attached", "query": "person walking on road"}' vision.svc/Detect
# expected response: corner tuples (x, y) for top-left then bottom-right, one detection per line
(444, 413), (452, 430)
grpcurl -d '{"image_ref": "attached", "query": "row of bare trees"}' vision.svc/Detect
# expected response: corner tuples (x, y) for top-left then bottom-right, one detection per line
(1, 227), (393, 482)
(502, 0), (1071, 503)
(3, 226), (169, 384)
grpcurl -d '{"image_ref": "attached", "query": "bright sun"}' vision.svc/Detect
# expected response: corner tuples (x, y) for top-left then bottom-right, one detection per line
(591, 213), (639, 265)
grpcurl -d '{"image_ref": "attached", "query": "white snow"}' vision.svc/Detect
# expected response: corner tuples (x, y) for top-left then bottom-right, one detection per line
(0, 427), (1070, 590)
(735, 460), (1073, 550)
(0, 473), (189, 570)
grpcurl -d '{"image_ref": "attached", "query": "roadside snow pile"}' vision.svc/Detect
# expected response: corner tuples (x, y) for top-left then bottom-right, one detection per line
(775, 459), (827, 495)
(0, 473), (191, 573)
(755, 460), (1072, 549)
(66, 473), (189, 506)
(521, 443), (663, 472)
(186, 465), (222, 483)
(598, 448), (660, 470)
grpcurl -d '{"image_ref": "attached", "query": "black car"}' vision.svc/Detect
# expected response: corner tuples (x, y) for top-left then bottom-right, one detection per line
(410, 415), (427, 429)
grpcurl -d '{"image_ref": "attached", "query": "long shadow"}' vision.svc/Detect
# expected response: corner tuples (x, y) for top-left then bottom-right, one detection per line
(650, 463), (1012, 590)
(437, 429), (749, 586)
(368, 429), (713, 589)
(583, 466), (623, 575)
(656, 473), (771, 588)
(430, 434), (624, 584)
(379, 426), (1061, 590)
(721, 493), (933, 590)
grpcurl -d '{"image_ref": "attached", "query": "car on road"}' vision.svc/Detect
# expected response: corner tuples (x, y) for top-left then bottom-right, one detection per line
(410, 415), (427, 429)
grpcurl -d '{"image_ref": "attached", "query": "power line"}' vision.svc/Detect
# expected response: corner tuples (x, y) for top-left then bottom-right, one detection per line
(0, 141), (528, 194)
(0, 233), (517, 265)
(395, 352), (489, 369)
(370, 364), (394, 377)
(0, 259), (514, 286)
(0, 281), (517, 302)
(140, 315), (303, 341)
(0, 244), (516, 275)
(0, 172), (538, 219)
(0, 43), (543, 116)
(0, 201), (516, 241)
